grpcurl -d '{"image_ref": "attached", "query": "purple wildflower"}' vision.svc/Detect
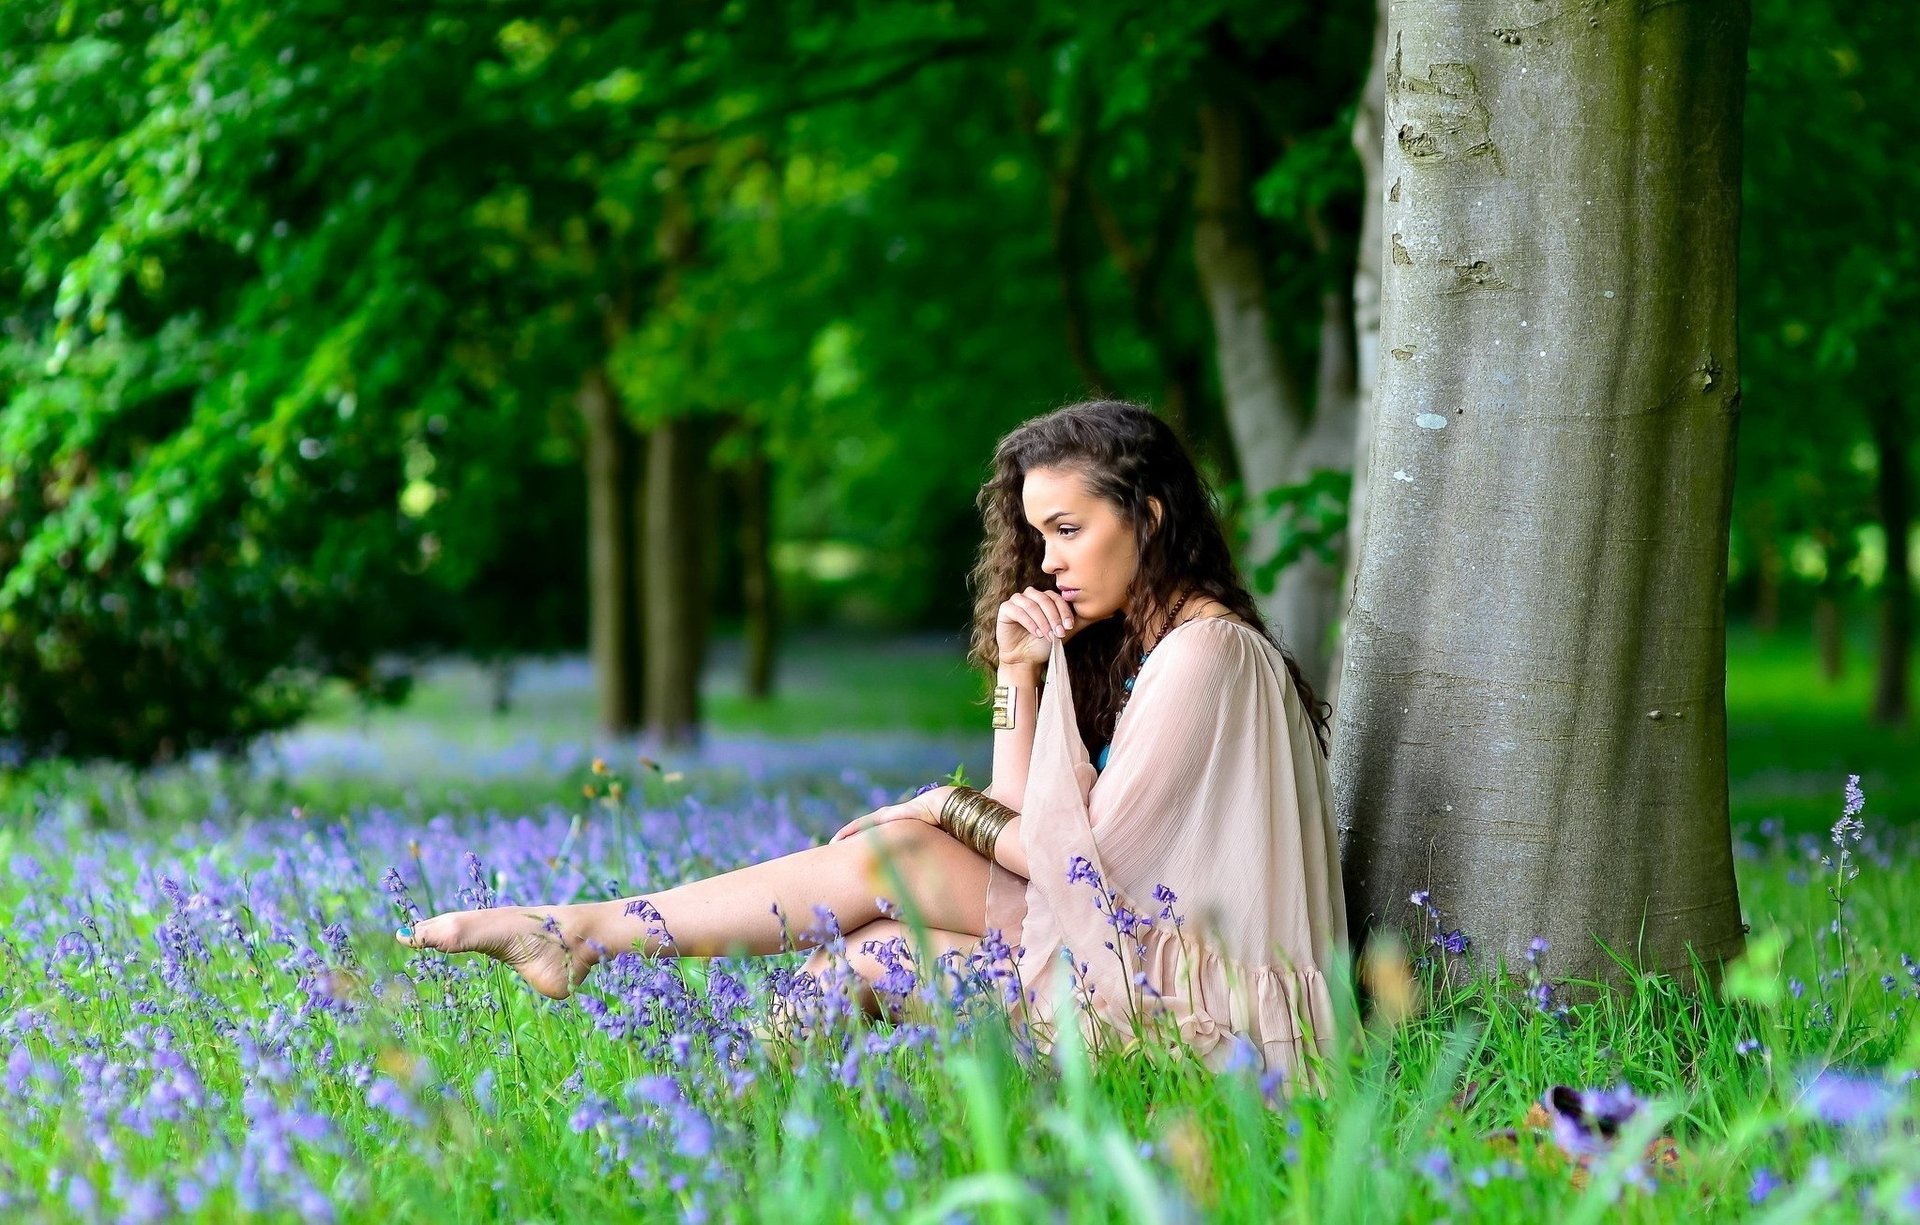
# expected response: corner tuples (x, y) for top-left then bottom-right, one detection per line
(1749, 1168), (1780, 1205)
(1543, 1083), (1644, 1159)
(1801, 1070), (1894, 1129)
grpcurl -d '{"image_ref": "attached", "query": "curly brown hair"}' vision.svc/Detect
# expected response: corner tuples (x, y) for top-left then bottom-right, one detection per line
(966, 399), (1332, 757)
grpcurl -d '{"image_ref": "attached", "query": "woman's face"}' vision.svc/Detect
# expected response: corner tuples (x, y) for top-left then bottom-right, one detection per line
(1020, 466), (1158, 623)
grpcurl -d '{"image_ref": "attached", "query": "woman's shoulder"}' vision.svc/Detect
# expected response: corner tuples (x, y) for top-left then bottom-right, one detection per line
(1154, 609), (1296, 690)
(1153, 609), (1266, 672)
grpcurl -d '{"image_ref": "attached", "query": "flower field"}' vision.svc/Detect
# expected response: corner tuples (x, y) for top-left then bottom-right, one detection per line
(0, 742), (1915, 1223)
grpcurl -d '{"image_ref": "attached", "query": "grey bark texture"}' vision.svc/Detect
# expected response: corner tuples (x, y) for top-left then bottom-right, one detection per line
(1192, 99), (1352, 693)
(1333, 0), (1750, 980)
(1330, 0), (1391, 716)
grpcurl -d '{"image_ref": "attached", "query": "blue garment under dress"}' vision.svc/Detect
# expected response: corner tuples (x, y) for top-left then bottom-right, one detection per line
(1093, 741), (1110, 773)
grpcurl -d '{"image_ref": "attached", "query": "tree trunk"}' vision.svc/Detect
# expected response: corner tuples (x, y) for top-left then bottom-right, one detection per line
(641, 415), (708, 747)
(1752, 530), (1782, 634)
(1871, 396), (1910, 725)
(1192, 98), (1334, 689)
(739, 421), (777, 700)
(1329, 0), (1391, 715)
(580, 364), (643, 734)
(1275, 254), (1360, 696)
(1813, 592), (1845, 683)
(1334, 2), (1749, 982)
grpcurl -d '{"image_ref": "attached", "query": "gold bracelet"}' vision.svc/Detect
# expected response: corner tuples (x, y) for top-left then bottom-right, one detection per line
(991, 684), (1015, 730)
(939, 786), (1016, 858)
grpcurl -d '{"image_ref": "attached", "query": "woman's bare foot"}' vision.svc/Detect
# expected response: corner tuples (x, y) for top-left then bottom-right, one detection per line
(395, 904), (608, 1000)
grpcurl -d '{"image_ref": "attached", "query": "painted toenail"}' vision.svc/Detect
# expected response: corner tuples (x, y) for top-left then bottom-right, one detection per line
(397, 924), (414, 940)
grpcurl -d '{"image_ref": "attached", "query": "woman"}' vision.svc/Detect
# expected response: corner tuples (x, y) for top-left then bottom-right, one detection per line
(398, 400), (1347, 1075)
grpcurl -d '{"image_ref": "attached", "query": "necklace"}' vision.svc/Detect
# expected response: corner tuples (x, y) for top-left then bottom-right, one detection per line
(1113, 588), (1192, 722)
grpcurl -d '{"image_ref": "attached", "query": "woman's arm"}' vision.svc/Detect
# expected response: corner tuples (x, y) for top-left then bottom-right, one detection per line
(985, 659), (1043, 812)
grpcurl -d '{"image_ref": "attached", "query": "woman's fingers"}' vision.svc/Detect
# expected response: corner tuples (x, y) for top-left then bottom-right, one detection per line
(1012, 589), (1066, 638)
(831, 804), (915, 843)
(1037, 588), (1076, 634)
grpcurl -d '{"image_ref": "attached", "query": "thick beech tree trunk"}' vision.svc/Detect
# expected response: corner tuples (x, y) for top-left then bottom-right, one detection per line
(1193, 98), (1348, 692)
(1330, 0), (1391, 715)
(1334, 1), (1749, 980)
(641, 415), (708, 747)
(1871, 396), (1911, 725)
(580, 365), (643, 734)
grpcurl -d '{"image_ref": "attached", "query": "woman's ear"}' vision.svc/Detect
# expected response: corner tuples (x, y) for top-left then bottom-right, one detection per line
(1146, 496), (1164, 537)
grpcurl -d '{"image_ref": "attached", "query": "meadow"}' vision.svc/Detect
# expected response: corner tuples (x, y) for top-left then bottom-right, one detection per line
(1, 621), (1917, 1222)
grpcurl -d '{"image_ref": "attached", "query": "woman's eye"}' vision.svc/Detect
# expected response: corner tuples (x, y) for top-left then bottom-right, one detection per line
(1056, 527), (1077, 538)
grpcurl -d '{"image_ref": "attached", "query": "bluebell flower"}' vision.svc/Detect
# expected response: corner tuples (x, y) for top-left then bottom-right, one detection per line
(1801, 1069), (1894, 1129)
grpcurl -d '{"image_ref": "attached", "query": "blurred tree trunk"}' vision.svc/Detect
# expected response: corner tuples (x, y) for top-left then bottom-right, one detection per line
(1753, 532), (1783, 633)
(1335, 0), (1749, 982)
(641, 415), (708, 747)
(1813, 592), (1846, 682)
(738, 420), (778, 700)
(1192, 97), (1345, 692)
(1871, 395), (1910, 724)
(580, 364), (643, 734)
(1330, 0), (1390, 715)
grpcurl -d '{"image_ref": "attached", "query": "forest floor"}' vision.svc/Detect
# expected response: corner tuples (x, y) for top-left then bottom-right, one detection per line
(0, 619), (1913, 1220)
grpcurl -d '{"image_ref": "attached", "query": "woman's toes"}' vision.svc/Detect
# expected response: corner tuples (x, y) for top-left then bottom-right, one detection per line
(395, 915), (451, 951)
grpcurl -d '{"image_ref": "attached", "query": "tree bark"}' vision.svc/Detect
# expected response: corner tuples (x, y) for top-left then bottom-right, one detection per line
(1871, 395), (1910, 725)
(580, 364), (643, 734)
(1329, 0), (1391, 715)
(1192, 98), (1341, 691)
(641, 415), (708, 747)
(739, 421), (778, 700)
(1334, 1), (1749, 982)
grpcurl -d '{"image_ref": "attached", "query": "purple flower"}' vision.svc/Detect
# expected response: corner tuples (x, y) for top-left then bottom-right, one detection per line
(1437, 929), (1470, 956)
(1526, 936), (1549, 963)
(1417, 1148), (1454, 1191)
(1801, 1070), (1894, 1129)
(1749, 1168), (1780, 1205)
(1542, 1084), (1644, 1159)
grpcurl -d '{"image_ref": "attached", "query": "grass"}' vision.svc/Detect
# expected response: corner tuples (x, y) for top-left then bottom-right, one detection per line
(0, 616), (1916, 1220)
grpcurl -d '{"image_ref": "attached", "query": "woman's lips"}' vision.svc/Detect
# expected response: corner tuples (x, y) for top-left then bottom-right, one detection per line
(1059, 588), (1081, 599)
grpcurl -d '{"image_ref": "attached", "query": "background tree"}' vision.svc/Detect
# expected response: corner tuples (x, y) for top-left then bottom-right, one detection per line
(1736, 0), (1918, 726)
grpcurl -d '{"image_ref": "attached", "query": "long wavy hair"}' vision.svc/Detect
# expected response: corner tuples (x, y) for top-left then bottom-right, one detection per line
(967, 399), (1332, 757)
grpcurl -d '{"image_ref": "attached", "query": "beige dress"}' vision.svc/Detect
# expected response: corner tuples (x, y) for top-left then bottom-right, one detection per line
(983, 616), (1348, 1078)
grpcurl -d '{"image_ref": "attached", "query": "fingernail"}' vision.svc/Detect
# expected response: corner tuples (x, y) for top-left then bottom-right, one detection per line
(397, 924), (414, 939)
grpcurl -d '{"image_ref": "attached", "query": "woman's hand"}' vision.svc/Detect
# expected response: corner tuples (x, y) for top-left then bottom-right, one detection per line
(996, 586), (1082, 670)
(828, 787), (949, 843)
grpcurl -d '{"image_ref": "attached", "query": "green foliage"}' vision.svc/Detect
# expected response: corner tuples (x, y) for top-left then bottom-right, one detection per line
(1736, 0), (1918, 616)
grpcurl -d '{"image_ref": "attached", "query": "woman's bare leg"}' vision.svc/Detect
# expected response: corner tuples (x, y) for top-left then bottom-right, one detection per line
(801, 918), (979, 1020)
(395, 819), (992, 999)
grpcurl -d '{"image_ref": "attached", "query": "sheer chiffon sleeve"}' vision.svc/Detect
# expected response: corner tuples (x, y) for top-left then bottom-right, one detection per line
(986, 617), (1348, 1080)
